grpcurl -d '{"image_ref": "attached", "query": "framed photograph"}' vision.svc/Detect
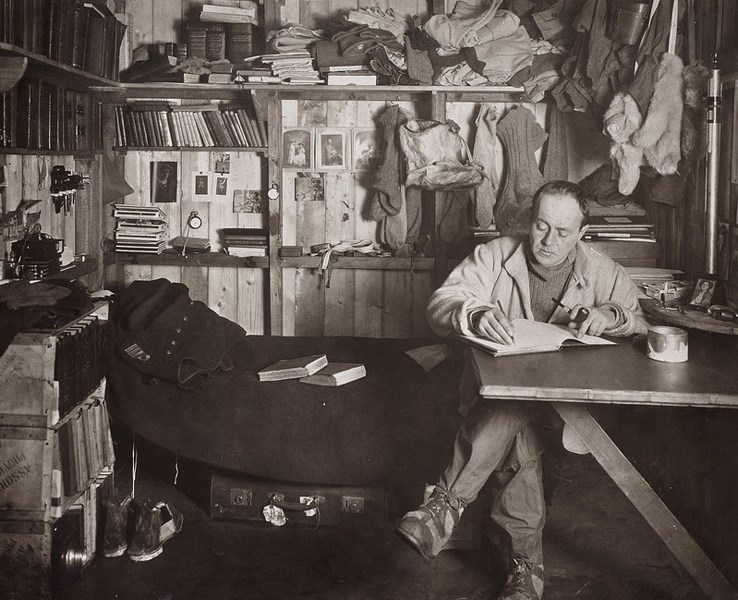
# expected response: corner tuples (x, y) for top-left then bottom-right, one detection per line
(352, 128), (382, 171)
(688, 275), (719, 310)
(295, 173), (324, 202)
(192, 173), (211, 201)
(233, 189), (263, 213)
(212, 174), (231, 200)
(212, 152), (231, 174)
(283, 128), (312, 170)
(718, 221), (731, 280)
(316, 129), (346, 170)
(150, 161), (178, 203)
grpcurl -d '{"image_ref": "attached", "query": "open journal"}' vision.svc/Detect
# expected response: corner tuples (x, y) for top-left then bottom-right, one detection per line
(456, 319), (616, 357)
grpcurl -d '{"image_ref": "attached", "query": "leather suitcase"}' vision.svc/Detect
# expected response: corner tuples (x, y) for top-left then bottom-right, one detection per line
(209, 472), (389, 529)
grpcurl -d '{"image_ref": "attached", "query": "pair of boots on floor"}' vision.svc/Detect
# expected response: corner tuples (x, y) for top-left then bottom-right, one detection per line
(398, 399), (548, 600)
(102, 496), (183, 562)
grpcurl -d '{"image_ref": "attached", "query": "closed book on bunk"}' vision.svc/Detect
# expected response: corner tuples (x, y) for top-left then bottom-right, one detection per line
(257, 354), (328, 382)
(300, 363), (367, 387)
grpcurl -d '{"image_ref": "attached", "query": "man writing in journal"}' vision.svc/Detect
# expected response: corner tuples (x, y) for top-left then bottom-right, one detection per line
(397, 180), (648, 600)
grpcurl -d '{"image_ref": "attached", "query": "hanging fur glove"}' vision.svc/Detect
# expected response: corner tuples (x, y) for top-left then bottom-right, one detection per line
(680, 62), (709, 168)
(603, 92), (643, 195)
(631, 53), (684, 176)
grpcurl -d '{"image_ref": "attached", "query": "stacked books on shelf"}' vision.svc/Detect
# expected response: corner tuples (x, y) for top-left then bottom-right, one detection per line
(582, 216), (655, 242)
(113, 100), (267, 149)
(260, 51), (323, 85)
(222, 227), (268, 257)
(113, 204), (168, 254)
(200, 1), (258, 24)
(207, 61), (235, 84)
(321, 66), (378, 86)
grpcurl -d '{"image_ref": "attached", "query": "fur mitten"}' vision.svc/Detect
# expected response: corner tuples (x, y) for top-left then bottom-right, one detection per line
(632, 53), (684, 175)
(680, 62), (709, 166)
(603, 92), (643, 195)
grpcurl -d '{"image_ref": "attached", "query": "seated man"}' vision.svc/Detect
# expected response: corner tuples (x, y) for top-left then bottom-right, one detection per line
(396, 180), (647, 600)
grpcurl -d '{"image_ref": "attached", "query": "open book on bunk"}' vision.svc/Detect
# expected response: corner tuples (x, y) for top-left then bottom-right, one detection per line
(257, 354), (328, 381)
(455, 319), (616, 357)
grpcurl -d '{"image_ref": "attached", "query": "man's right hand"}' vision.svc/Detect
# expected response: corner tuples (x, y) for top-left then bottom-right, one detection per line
(470, 307), (515, 345)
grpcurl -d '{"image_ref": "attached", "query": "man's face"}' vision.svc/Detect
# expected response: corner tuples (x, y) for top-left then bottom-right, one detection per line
(529, 193), (585, 266)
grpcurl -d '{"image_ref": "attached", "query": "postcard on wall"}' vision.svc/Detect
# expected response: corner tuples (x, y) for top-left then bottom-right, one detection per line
(316, 129), (346, 171)
(193, 172), (211, 202)
(294, 173), (324, 202)
(212, 152), (231, 174)
(283, 128), (312, 170)
(151, 161), (178, 203)
(234, 189), (263, 213)
(352, 128), (382, 171)
(212, 174), (231, 200)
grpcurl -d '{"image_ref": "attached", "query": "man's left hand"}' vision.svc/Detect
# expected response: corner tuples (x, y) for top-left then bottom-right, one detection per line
(569, 305), (617, 338)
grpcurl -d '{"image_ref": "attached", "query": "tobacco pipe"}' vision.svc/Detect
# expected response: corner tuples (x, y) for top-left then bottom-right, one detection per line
(551, 298), (589, 324)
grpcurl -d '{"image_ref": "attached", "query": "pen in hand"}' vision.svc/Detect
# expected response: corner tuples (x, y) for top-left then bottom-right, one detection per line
(496, 300), (515, 344)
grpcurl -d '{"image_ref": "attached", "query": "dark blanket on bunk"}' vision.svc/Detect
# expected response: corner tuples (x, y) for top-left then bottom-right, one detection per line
(106, 335), (465, 486)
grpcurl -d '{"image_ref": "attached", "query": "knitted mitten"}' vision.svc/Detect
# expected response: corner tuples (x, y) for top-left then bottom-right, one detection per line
(495, 107), (547, 233)
(471, 104), (500, 228)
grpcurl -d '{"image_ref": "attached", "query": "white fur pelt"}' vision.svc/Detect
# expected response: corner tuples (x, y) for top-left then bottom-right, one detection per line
(603, 92), (643, 195)
(631, 53), (684, 175)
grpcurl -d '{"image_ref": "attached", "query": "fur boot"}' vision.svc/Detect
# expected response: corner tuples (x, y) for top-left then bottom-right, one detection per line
(632, 53), (684, 176)
(603, 92), (643, 195)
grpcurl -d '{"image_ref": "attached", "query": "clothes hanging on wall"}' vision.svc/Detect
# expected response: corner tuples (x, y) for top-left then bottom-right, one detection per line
(471, 104), (500, 229)
(542, 105), (569, 182)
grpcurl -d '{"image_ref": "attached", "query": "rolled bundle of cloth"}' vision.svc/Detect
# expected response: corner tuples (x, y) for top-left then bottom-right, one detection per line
(266, 25), (327, 53)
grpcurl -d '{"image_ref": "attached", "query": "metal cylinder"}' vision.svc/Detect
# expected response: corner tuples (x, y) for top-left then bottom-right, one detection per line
(704, 65), (721, 275)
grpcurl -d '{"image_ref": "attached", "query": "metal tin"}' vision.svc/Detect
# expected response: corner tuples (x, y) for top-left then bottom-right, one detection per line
(647, 326), (688, 363)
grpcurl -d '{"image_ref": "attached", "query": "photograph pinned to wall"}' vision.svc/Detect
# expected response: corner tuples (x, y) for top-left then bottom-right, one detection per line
(213, 174), (231, 200)
(294, 173), (325, 202)
(283, 128), (312, 170)
(212, 152), (231, 174)
(316, 129), (346, 170)
(193, 172), (211, 202)
(151, 161), (178, 203)
(352, 128), (382, 171)
(718, 221), (731, 280)
(234, 189), (263, 213)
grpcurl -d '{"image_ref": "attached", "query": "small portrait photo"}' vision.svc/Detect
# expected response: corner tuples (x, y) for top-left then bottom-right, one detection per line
(193, 173), (211, 201)
(316, 129), (346, 170)
(352, 128), (382, 171)
(151, 161), (178, 203)
(295, 173), (324, 202)
(213, 174), (230, 199)
(212, 152), (231, 174)
(688, 276), (718, 309)
(283, 128), (312, 170)
(233, 189), (263, 213)
(718, 221), (731, 281)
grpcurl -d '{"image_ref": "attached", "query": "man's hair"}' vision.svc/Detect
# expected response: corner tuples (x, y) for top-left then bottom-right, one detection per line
(532, 180), (591, 228)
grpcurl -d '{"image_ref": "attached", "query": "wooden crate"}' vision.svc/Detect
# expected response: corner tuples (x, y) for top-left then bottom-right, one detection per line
(0, 519), (53, 600)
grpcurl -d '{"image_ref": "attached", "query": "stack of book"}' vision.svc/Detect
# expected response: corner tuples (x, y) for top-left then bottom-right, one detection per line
(261, 51), (323, 85)
(222, 227), (268, 257)
(200, 1), (258, 24)
(113, 204), (168, 254)
(208, 61), (235, 84)
(583, 216), (655, 242)
(321, 66), (378, 86)
(114, 101), (266, 149)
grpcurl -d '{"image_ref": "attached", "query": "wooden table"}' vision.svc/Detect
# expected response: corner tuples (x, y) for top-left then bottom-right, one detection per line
(469, 332), (738, 600)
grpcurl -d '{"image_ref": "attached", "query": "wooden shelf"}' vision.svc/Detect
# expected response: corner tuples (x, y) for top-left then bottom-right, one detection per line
(48, 258), (100, 280)
(0, 42), (118, 91)
(0, 147), (103, 156)
(91, 82), (525, 103)
(113, 146), (267, 153)
(114, 251), (268, 268)
(280, 256), (435, 271)
(641, 298), (738, 335)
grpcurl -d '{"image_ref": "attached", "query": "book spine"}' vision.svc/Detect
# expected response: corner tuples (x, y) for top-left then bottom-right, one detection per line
(167, 111), (179, 147)
(205, 23), (226, 61)
(71, 1), (89, 69)
(225, 22), (253, 63)
(186, 24), (207, 59)
(158, 110), (173, 146)
(215, 110), (235, 146)
(201, 111), (221, 146)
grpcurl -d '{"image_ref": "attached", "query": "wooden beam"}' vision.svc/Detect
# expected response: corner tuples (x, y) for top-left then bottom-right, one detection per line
(553, 403), (738, 600)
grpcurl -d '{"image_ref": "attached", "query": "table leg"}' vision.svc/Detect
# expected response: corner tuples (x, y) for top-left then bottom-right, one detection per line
(552, 402), (738, 600)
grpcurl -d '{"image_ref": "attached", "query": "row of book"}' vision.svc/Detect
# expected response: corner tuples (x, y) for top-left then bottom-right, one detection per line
(582, 215), (655, 242)
(223, 227), (268, 257)
(54, 315), (106, 420)
(0, 0), (126, 80)
(186, 20), (260, 64)
(113, 204), (168, 254)
(0, 78), (101, 151)
(113, 102), (267, 149)
(53, 382), (115, 508)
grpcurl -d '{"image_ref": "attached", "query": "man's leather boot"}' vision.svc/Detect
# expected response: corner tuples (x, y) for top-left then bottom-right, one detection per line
(396, 486), (464, 559)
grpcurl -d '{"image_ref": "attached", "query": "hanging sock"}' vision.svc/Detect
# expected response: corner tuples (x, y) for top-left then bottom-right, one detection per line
(495, 107), (547, 235)
(369, 105), (412, 220)
(439, 190), (471, 244)
(405, 186), (423, 246)
(542, 105), (568, 183)
(471, 104), (500, 229)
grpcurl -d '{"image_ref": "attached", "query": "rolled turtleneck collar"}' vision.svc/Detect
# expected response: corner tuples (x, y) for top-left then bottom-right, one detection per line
(525, 241), (577, 321)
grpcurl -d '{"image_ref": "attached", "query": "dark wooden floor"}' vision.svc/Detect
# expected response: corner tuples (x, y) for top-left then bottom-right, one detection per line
(56, 447), (721, 600)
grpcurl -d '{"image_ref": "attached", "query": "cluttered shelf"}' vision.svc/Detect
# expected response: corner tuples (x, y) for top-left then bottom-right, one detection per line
(279, 255), (435, 271)
(112, 250), (269, 269)
(641, 298), (738, 336)
(112, 145), (267, 153)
